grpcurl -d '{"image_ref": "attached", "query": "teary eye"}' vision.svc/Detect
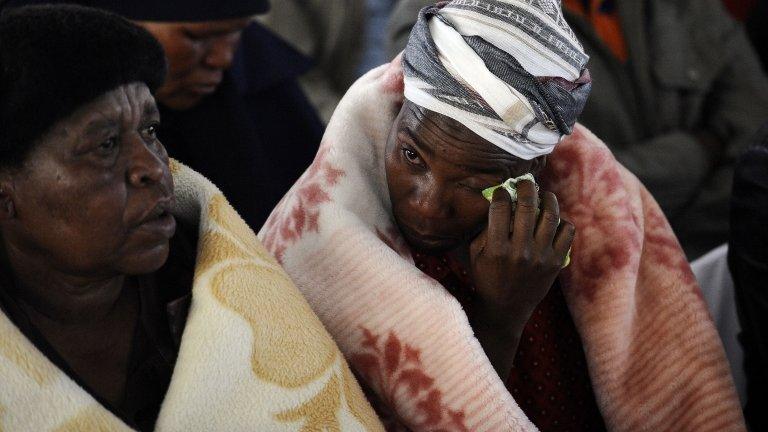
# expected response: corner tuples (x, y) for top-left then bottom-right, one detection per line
(402, 147), (423, 165)
(458, 181), (487, 192)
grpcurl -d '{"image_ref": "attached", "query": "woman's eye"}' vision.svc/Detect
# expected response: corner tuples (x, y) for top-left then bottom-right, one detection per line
(97, 137), (118, 153)
(182, 30), (204, 42)
(402, 147), (423, 165)
(459, 183), (484, 192)
(144, 123), (160, 140)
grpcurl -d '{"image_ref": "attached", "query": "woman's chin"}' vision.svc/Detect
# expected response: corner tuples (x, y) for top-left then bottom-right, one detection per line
(117, 242), (171, 275)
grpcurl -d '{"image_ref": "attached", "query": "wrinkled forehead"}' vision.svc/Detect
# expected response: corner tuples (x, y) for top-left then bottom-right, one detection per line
(396, 101), (523, 168)
(33, 83), (158, 151)
(399, 102), (477, 142)
(66, 83), (158, 128)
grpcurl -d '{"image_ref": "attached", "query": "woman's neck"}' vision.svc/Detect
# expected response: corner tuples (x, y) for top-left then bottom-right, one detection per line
(2, 241), (126, 326)
(449, 244), (471, 268)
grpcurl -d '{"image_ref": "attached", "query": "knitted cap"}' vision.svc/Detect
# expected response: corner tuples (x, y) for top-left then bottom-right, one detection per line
(0, 4), (167, 167)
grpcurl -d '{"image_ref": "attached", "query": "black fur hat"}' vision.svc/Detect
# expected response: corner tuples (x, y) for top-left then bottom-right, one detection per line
(2, 0), (270, 21)
(0, 4), (167, 167)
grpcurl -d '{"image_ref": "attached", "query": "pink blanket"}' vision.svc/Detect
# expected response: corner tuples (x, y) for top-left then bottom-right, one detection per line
(259, 58), (744, 431)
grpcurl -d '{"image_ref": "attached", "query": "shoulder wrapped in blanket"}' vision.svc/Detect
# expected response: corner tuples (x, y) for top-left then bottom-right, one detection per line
(260, 57), (746, 432)
(0, 161), (383, 431)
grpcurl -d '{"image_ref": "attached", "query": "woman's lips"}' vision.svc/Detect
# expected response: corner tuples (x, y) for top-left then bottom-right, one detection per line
(134, 199), (177, 239)
(188, 82), (218, 95)
(398, 223), (456, 247)
(136, 210), (176, 239)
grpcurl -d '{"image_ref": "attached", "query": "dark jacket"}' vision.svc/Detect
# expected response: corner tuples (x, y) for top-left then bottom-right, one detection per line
(159, 22), (324, 232)
(745, 0), (768, 70)
(388, 0), (768, 259)
(728, 124), (768, 432)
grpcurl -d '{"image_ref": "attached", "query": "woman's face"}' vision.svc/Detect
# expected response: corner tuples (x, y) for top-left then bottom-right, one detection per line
(137, 18), (251, 111)
(0, 82), (176, 278)
(385, 101), (543, 253)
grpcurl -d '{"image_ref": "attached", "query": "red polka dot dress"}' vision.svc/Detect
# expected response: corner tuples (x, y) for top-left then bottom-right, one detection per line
(414, 252), (607, 432)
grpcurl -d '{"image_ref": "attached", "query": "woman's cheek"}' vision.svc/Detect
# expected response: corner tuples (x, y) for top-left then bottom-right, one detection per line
(458, 195), (491, 225)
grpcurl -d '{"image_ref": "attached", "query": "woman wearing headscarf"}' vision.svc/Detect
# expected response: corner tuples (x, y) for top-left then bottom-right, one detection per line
(0, 5), (382, 431)
(389, 0), (768, 260)
(261, 1), (745, 430)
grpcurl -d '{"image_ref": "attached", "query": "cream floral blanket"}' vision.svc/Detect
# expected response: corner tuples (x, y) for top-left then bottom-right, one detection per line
(260, 58), (745, 431)
(0, 160), (383, 431)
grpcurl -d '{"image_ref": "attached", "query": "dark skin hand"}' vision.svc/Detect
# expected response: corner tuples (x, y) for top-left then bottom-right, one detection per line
(385, 101), (574, 381)
(0, 82), (175, 405)
(469, 183), (574, 379)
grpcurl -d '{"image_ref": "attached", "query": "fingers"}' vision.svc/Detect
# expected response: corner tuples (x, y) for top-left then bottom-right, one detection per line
(489, 180), (572, 268)
(535, 192), (560, 248)
(487, 187), (512, 251)
(553, 219), (576, 259)
(470, 226), (488, 258)
(510, 180), (537, 252)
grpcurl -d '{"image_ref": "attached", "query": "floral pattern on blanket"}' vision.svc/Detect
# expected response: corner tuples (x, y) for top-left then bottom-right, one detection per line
(641, 193), (698, 291)
(276, 368), (381, 432)
(350, 328), (469, 432)
(542, 131), (643, 301)
(544, 128), (698, 303)
(262, 144), (345, 262)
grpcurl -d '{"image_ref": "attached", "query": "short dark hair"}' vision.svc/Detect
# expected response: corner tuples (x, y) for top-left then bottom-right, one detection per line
(0, 4), (167, 168)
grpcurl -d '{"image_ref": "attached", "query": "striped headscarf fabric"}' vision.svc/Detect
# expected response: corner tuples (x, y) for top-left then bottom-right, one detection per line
(403, 0), (592, 160)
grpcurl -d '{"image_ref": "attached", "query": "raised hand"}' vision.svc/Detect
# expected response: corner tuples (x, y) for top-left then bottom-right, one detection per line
(469, 180), (575, 380)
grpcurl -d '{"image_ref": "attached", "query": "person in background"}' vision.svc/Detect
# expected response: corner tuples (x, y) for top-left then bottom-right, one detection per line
(721, 0), (758, 22)
(745, 0), (768, 69)
(8, 0), (325, 231)
(389, 0), (768, 259)
(729, 123), (768, 431)
(260, 0), (397, 123)
(356, 0), (400, 76)
(719, 0), (767, 69)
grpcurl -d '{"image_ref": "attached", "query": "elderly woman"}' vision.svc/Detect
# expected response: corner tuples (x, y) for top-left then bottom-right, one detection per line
(0, 5), (382, 432)
(261, 1), (745, 431)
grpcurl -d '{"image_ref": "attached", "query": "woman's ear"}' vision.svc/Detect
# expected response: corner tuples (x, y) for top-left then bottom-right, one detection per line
(530, 155), (547, 176)
(0, 179), (16, 221)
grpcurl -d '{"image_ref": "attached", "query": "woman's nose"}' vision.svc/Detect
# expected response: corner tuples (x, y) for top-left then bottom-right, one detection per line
(127, 137), (166, 187)
(203, 35), (239, 70)
(409, 180), (452, 220)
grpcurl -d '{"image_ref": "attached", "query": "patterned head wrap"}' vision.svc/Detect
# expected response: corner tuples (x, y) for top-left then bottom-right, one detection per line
(403, 0), (592, 160)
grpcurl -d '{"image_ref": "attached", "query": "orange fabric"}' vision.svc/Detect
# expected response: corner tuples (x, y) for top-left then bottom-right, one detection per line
(721, 0), (757, 21)
(563, 0), (628, 62)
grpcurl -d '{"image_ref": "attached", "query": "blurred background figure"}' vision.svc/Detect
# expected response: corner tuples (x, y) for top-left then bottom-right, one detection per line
(729, 123), (768, 431)
(260, 0), (397, 123)
(389, 0), (768, 259)
(721, 0), (767, 69)
(7, 0), (325, 231)
(744, 1), (768, 70)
